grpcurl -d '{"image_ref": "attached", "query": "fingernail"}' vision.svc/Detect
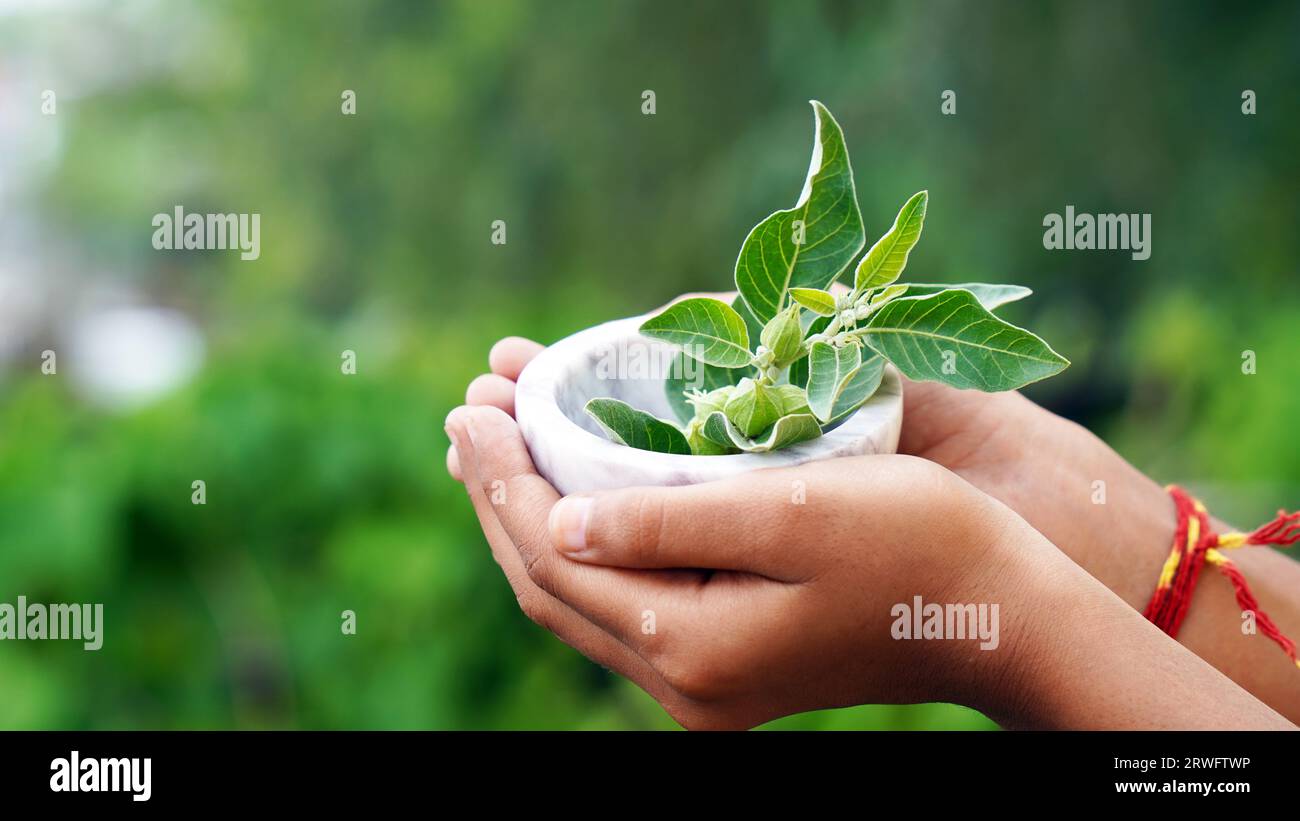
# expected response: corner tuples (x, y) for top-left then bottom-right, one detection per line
(549, 496), (592, 553)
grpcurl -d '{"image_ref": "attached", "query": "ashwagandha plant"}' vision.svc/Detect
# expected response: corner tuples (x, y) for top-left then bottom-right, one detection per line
(585, 101), (1069, 456)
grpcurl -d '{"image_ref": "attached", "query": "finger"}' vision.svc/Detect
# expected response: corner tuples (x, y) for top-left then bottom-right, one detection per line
(488, 337), (545, 381)
(465, 373), (517, 416)
(451, 404), (563, 563)
(453, 405), (812, 726)
(546, 473), (816, 582)
(445, 408), (675, 700)
(454, 404), (698, 648)
(446, 443), (462, 482)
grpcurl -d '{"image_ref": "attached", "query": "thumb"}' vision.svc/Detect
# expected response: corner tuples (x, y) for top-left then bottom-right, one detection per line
(546, 476), (815, 582)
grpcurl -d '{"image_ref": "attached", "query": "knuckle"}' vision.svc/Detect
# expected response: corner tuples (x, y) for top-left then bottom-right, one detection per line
(469, 421), (535, 492)
(514, 589), (553, 632)
(658, 654), (729, 702)
(504, 473), (535, 503)
(522, 546), (545, 582)
(631, 491), (667, 565)
(475, 459), (525, 503)
(468, 406), (512, 447)
(476, 471), (499, 501)
(519, 529), (557, 593)
(900, 451), (952, 483)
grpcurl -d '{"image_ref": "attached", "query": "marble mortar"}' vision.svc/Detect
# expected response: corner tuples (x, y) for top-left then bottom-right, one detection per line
(515, 313), (903, 496)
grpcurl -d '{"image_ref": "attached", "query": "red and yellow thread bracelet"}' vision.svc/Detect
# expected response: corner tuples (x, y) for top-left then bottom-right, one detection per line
(1143, 485), (1300, 669)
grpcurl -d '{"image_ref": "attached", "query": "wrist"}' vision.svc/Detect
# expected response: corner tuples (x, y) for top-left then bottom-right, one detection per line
(923, 500), (1169, 727)
(920, 498), (1066, 719)
(972, 542), (1297, 730)
(949, 518), (1124, 727)
(1007, 410), (1177, 610)
(973, 538), (1094, 727)
(1077, 467), (1176, 609)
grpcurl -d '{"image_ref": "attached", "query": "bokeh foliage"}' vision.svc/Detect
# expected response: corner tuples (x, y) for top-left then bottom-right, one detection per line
(0, 0), (1296, 728)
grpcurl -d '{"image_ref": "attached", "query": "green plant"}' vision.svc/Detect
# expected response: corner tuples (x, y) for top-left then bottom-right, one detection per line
(586, 101), (1068, 455)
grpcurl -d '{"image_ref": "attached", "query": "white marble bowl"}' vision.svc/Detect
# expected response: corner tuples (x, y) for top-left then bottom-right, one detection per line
(515, 313), (904, 496)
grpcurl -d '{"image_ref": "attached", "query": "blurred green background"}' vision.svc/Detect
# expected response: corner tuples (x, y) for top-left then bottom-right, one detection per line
(0, 0), (1296, 729)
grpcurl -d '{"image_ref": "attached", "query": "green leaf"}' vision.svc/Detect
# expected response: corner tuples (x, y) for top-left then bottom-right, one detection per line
(640, 297), (752, 368)
(687, 423), (733, 455)
(789, 287), (837, 316)
(854, 190), (928, 292)
(757, 413), (823, 451)
(731, 295), (765, 344)
(858, 290), (1069, 391)
(723, 378), (781, 437)
(699, 411), (742, 449)
(700, 411), (823, 453)
(584, 398), (692, 454)
(760, 304), (804, 367)
(868, 283), (909, 307)
(734, 101), (865, 322)
(786, 314), (832, 387)
(806, 342), (862, 422)
(689, 384), (736, 416)
(827, 353), (885, 423)
(901, 283), (1032, 311)
(772, 384), (811, 416)
(664, 355), (744, 424)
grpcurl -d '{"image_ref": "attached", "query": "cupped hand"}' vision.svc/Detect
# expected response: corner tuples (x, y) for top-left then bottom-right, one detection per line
(445, 401), (1058, 728)
(447, 332), (1300, 729)
(895, 378), (1176, 608)
(450, 331), (1169, 612)
(450, 306), (1300, 727)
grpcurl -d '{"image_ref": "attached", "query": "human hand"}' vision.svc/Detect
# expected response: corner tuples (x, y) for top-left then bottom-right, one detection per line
(452, 309), (1300, 723)
(449, 329), (1168, 611)
(446, 291), (729, 481)
(446, 401), (1053, 727)
(445, 401), (1293, 729)
(893, 378), (1177, 606)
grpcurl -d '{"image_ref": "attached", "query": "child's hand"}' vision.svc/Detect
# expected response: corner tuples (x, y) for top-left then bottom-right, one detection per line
(445, 402), (1292, 729)
(452, 327), (1300, 723)
(451, 333), (1184, 606)
(446, 401), (1050, 727)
